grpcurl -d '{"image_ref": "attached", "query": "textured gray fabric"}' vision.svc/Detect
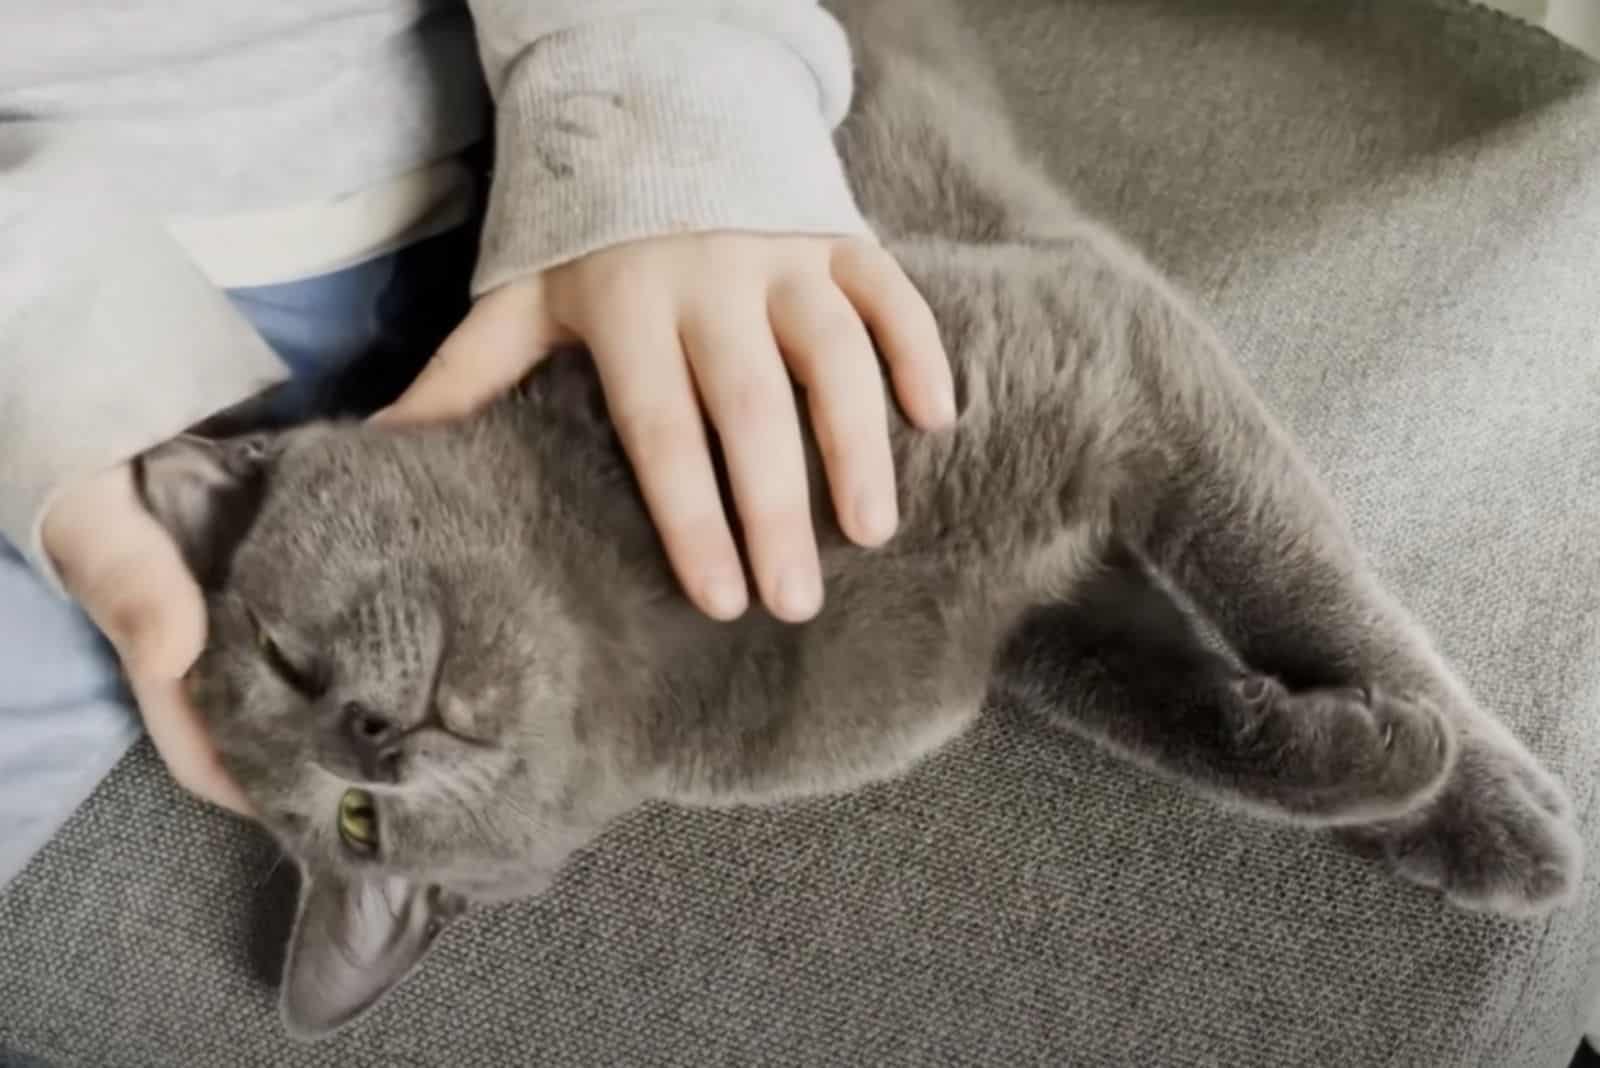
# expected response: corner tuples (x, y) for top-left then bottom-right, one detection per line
(4, 1), (1599, 1065)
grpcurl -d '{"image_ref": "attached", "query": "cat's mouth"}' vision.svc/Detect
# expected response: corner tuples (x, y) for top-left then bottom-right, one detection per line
(314, 748), (403, 788)
(314, 719), (492, 789)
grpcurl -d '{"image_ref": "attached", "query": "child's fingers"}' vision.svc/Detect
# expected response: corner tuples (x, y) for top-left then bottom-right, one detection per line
(681, 302), (823, 624)
(583, 301), (750, 622)
(769, 274), (898, 548)
(133, 671), (257, 818)
(78, 529), (253, 816)
(46, 464), (250, 816)
(831, 239), (957, 429)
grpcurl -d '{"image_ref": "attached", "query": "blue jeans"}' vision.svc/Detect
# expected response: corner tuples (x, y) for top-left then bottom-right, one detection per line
(0, 227), (473, 886)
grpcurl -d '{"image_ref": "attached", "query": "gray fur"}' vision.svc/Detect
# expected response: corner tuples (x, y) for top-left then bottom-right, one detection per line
(136, 0), (1581, 1039)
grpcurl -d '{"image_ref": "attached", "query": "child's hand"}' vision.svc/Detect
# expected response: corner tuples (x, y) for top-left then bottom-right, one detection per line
(41, 463), (255, 817)
(383, 232), (954, 623)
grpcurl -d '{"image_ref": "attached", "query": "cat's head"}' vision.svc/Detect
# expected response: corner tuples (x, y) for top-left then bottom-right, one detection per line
(137, 424), (621, 1039)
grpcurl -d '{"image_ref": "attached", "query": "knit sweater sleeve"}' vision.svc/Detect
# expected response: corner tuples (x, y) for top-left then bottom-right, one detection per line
(0, 156), (287, 590)
(465, 1), (870, 296)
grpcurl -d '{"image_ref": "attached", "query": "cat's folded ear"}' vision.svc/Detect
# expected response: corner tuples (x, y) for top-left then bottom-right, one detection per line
(133, 432), (277, 589)
(279, 870), (465, 1041)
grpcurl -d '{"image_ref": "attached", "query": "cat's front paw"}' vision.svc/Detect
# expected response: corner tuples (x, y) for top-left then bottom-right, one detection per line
(1339, 730), (1582, 918)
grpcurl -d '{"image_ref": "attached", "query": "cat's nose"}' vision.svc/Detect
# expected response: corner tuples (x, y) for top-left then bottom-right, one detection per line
(341, 701), (402, 783)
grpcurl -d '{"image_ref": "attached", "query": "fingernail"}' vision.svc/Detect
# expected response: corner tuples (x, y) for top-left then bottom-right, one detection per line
(930, 383), (957, 426)
(855, 489), (898, 546)
(775, 566), (823, 621)
(702, 573), (748, 620)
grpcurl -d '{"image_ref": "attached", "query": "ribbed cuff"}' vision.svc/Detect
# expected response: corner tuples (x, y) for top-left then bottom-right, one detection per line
(472, 15), (870, 297)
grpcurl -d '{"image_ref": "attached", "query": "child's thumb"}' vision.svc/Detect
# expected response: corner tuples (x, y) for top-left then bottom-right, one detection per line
(376, 279), (567, 425)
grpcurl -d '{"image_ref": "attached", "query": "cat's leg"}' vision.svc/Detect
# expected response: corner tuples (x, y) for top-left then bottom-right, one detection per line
(1126, 396), (1580, 916)
(999, 540), (1453, 827)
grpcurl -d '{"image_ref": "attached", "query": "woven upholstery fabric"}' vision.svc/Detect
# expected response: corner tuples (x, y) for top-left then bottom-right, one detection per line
(4, 1), (1599, 1064)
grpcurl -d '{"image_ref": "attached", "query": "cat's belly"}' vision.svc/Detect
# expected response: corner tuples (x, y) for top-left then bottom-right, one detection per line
(655, 560), (1009, 810)
(674, 695), (982, 810)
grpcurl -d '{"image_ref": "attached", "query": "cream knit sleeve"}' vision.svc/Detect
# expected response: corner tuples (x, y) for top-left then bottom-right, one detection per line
(0, 157), (286, 589)
(465, 1), (870, 296)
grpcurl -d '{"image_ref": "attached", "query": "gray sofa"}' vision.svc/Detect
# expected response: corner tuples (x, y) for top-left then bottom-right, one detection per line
(4, 1), (1600, 1065)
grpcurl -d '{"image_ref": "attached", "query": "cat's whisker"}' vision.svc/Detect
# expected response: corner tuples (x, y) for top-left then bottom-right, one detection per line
(254, 850), (288, 889)
(433, 765), (503, 850)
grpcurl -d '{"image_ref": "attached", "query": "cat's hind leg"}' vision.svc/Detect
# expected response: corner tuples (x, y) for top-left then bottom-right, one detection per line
(1125, 385), (1580, 916)
(998, 540), (1452, 827)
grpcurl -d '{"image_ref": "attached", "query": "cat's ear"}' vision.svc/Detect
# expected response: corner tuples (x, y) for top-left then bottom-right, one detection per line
(133, 432), (275, 588)
(279, 870), (465, 1040)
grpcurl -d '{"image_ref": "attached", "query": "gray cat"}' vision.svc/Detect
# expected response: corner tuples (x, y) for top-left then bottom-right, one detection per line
(135, 0), (1581, 1040)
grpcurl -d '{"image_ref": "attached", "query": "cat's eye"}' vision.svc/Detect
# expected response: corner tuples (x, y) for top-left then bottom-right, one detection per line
(248, 610), (325, 697)
(337, 788), (379, 855)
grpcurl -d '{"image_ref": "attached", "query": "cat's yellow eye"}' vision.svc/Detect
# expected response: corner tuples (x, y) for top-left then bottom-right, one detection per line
(337, 788), (378, 854)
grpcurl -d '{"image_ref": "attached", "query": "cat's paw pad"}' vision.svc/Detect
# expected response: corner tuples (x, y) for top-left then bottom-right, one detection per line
(1230, 677), (1453, 824)
(1341, 736), (1582, 918)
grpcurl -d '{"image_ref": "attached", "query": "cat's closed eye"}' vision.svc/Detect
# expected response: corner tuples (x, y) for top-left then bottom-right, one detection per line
(249, 609), (326, 698)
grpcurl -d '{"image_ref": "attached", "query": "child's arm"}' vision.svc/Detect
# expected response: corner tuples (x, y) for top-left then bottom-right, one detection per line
(389, 2), (956, 623)
(0, 163), (288, 816)
(0, 180), (286, 588)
